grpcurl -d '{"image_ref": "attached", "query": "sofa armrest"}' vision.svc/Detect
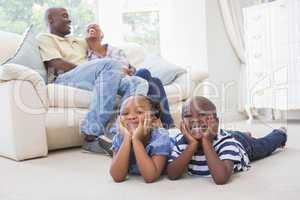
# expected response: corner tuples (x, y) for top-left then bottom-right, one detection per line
(0, 80), (48, 161)
(0, 63), (49, 109)
(185, 66), (209, 84)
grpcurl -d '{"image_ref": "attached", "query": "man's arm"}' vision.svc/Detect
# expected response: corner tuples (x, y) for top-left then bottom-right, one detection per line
(44, 58), (77, 73)
(37, 34), (77, 73)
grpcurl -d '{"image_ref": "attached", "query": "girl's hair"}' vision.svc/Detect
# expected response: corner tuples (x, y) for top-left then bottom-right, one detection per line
(118, 95), (162, 119)
(143, 96), (161, 119)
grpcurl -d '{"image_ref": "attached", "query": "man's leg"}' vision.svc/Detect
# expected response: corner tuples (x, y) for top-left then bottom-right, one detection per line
(55, 58), (123, 154)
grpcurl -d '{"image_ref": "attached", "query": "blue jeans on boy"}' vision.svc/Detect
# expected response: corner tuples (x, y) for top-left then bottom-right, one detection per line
(54, 58), (148, 137)
(135, 68), (174, 128)
(229, 129), (287, 161)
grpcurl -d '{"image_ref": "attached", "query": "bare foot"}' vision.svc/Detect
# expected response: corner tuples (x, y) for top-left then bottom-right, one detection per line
(278, 127), (287, 148)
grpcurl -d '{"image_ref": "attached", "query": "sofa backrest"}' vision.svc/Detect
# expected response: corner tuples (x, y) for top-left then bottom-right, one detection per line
(0, 31), (22, 64)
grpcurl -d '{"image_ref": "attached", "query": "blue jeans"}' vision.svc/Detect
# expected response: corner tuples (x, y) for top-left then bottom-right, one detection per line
(135, 68), (174, 128)
(54, 58), (148, 136)
(229, 129), (287, 161)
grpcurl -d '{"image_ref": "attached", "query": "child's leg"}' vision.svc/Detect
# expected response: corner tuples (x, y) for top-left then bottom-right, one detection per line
(249, 128), (287, 161)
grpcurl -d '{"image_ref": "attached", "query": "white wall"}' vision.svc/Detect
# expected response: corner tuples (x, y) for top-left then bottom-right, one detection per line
(97, 0), (124, 45)
(159, 0), (208, 70)
(204, 0), (242, 120)
(159, 0), (243, 120)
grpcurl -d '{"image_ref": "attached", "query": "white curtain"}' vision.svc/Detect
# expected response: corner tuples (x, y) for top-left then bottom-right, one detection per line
(218, 0), (247, 112)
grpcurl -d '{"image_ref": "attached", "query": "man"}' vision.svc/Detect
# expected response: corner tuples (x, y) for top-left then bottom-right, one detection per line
(37, 7), (148, 155)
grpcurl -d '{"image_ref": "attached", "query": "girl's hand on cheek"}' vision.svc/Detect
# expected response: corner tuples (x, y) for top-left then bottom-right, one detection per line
(143, 112), (152, 135)
(132, 115), (144, 141)
(133, 113), (151, 141)
(118, 117), (132, 139)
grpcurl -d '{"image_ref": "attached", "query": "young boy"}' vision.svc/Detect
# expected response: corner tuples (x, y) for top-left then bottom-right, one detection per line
(167, 96), (287, 185)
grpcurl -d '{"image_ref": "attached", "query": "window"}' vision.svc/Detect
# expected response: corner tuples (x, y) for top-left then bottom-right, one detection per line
(122, 0), (160, 55)
(0, 0), (161, 54)
(0, 0), (97, 36)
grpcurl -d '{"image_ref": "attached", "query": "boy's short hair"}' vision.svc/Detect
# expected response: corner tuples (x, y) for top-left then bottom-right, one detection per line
(182, 96), (217, 118)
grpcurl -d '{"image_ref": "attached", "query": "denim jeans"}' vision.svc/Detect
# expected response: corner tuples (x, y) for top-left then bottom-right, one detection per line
(135, 68), (174, 128)
(229, 129), (287, 161)
(54, 58), (148, 136)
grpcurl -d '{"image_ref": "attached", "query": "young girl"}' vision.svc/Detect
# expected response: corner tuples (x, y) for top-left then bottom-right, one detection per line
(110, 95), (171, 183)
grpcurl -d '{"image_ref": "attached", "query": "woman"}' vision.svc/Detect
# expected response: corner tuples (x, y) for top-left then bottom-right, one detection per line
(85, 23), (174, 128)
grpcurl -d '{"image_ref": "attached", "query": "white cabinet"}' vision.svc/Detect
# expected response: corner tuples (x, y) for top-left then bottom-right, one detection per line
(244, 0), (300, 111)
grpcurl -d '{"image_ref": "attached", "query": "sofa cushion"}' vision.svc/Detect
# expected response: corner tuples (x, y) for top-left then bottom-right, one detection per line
(164, 73), (196, 104)
(138, 54), (187, 85)
(3, 26), (47, 83)
(120, 43), (146, 68)
(47, 84), (92, 108)
(0, 31), (22, 64)
(47, 80), (191, 109)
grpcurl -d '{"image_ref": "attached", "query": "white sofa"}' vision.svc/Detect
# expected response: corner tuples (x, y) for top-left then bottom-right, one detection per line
(0, 31), (209, 161)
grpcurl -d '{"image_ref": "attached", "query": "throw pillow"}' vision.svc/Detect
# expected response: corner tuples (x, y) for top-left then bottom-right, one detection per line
(120, 42), (146, 68)
(3, 25), (47, 83)
(138, 54), (186, 85)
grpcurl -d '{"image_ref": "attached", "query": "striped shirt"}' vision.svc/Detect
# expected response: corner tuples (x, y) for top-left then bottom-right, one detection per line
(168, 129), (250, 177)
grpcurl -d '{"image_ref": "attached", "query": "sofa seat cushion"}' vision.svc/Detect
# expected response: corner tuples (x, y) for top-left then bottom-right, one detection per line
(47, 82), (189, 109)
(47, 67), (209, 109)
(48, 84), (92, 108)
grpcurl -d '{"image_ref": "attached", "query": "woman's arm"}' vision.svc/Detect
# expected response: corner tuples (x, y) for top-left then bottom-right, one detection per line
(202, 138), (234, 185)
(132, 138), (167, 183)
(109, 135), (132, 183)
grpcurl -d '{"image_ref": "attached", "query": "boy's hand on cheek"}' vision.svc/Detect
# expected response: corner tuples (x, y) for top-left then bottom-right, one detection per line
(180, 122), (199, 147)
(202, 117), (218, 143)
